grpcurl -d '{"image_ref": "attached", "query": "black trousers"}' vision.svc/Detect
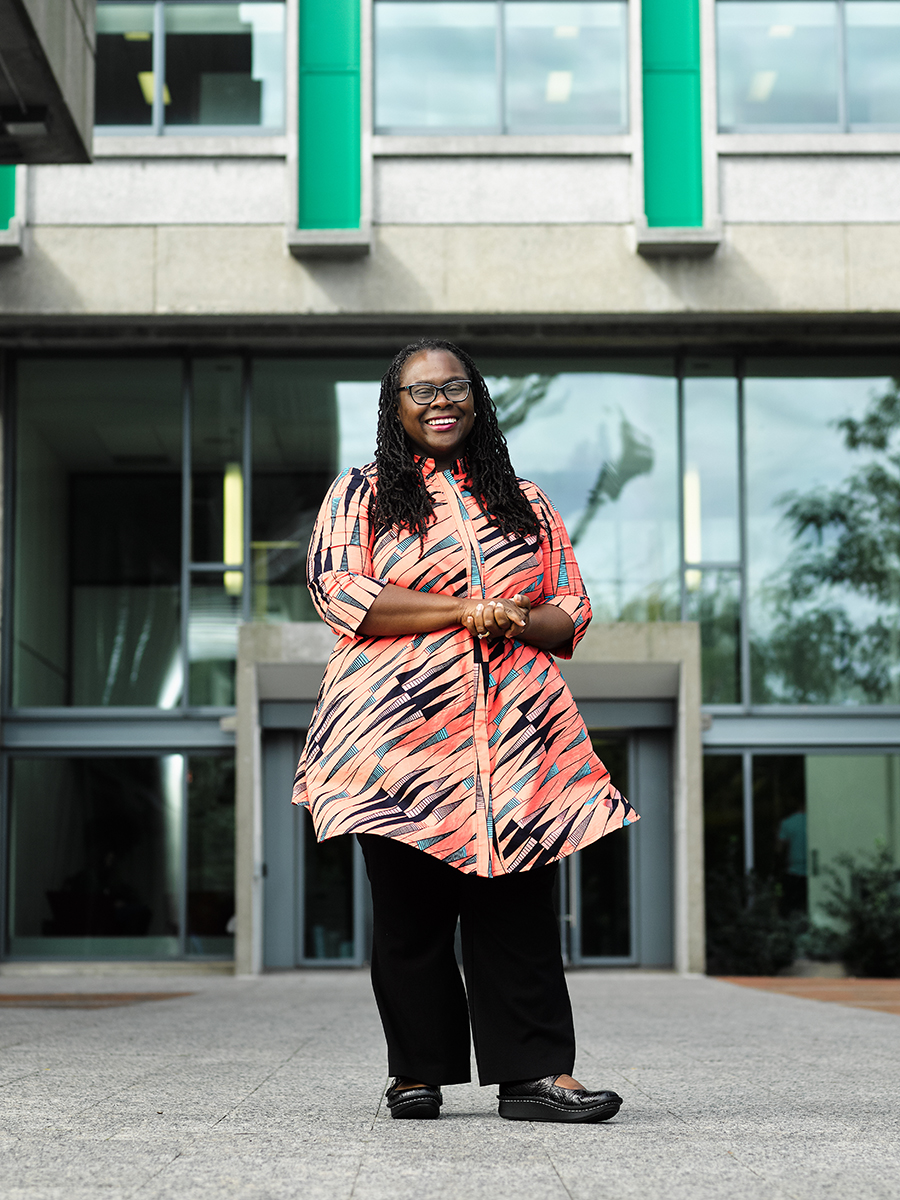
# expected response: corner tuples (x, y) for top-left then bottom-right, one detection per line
(359, 833), (576, 1087)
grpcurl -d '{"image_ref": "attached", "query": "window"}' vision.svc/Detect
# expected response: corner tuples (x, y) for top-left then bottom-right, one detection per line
(374, 1), (628, 134)
(6, 753), (234, 960)
(10, 356), (384, 710)
(717, 0), (900, 131)
(95, 1), (285, 134)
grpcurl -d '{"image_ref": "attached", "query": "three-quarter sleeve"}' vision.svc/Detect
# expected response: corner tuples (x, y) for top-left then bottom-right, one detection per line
(307, 468), (387, 636)
(528, 483), (592, 659)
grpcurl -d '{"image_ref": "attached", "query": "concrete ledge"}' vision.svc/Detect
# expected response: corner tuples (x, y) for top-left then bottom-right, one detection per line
(636, 221), (722, 258)
(287, 225), (372, 260)
(0, 217), (23, 258)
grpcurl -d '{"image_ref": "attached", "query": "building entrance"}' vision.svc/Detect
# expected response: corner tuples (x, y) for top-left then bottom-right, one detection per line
(260, 717), (673, 971)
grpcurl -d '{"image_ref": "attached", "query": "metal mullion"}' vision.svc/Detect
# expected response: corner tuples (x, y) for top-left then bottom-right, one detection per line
(0, 754), (9, 955)
(742, 750), (754, 874)
(242, 355), (252, 625)
(736, 361), (751, 710)
(180, 357), (191, 713)
(836, 0), (848, 132)
(178, 752), (189, 957)
(677, 361), (687, 621)
(152, 1), (166, 136)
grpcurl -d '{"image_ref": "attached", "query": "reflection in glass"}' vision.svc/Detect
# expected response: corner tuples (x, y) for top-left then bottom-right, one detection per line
(703, 754), (744, 873)
(96, 4), (155, 126)
(375, 2), (499, 130)
(192, 357), (243, 568)
(846, 2), (900, 127)
(682, 375), (740, 565)
(751, 753), (900, 927)
(251, 362), (382, 622)
(685, 569), (741, 704)
(13, 359), (182, 708)
(189, 574), (240, 706)
(716, 1), (839, 129)
(164, 2), (285, 128)
(187, 754), (236, 955)
(576, 735), (630, 958)
(752, 754), (806, 913)
(496, 367), (679, 621)
(746, 368), (900, 704)
(302, 810), (355, 959)
(7, 756), (182, 958)
(504, 3), (627, 132)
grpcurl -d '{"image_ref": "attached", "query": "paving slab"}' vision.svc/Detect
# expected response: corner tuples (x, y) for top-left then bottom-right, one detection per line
(0, 969), (897, 1199)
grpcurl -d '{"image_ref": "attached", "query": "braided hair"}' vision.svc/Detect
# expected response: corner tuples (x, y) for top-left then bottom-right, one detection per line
(372, 338), (541, 541)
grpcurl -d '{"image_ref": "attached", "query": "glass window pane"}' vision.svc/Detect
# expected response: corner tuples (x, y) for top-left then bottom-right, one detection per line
(576, 734), (630, 957)
(685, 569), (742, 703)
(302, 810), (355, 959)
(716, 1), (840, 129)
(7, 756), (183, 959)
(251, 360), (382, 623)
(192, 357), (243, 566)
(164, 2), (285, 129)
(14, 359), (182, 709)
(189, 573), (240, 706)
(683, 370), (740, 565)
(375, 2), (499, 131)
(504, 2), (627, 132)
(752, 754), (900, 956)
(703, 753), (746, 971)
(95, 3), (155, 126)
(846, 2), (900, 128)
(187, 754), (236, 956)
(745, 363), (900, 704)
(495, 364), (679, 621)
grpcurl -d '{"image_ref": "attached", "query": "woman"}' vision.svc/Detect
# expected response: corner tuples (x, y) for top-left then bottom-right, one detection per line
(293, 339), (637, 1123)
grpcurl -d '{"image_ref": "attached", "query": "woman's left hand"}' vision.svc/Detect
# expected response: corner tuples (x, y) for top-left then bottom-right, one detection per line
(463, 593), (532, 641)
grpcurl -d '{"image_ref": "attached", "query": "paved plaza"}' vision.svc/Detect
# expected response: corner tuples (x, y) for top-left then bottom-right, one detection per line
(0, 967), (898, 1200)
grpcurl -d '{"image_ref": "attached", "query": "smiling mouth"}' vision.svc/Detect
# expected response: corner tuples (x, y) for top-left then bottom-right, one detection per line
(425, 417), (458, 428)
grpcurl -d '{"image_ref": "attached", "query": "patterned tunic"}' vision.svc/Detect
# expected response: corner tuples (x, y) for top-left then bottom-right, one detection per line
(292, 459), (637, 877)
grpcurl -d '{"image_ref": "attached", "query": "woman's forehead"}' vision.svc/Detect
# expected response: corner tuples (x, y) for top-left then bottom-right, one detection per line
(400, 348), (465, 383)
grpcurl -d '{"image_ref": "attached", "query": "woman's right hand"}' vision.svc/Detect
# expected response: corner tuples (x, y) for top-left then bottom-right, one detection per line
(460, 594), (531, 641)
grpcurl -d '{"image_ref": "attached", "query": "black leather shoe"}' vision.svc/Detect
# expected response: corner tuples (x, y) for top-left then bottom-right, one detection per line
(498, 1075), (622, 1124)
(385, 1078), (443, 1120)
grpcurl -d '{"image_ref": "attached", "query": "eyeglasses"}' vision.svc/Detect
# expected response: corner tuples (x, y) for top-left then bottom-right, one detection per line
(399, 380), (471, 405)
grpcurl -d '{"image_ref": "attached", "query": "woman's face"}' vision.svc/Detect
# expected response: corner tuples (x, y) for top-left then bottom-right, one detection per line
(396, 348), (476, 469)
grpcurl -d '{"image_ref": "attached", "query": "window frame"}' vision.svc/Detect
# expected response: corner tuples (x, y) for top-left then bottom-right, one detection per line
(94, 0), (288, 138)
(715, 0), (900, 135)
(372, 0), (631, 137)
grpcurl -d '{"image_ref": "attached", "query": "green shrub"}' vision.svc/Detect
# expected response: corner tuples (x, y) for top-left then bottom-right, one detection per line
(819, 844), (900, 978)
(705, 841), (802, 975)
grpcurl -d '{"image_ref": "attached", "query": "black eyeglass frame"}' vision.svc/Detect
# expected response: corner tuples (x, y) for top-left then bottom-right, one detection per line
(398, 380), (472, 405)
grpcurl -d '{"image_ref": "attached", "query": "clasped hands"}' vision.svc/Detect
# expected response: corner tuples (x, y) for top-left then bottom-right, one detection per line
(459, 593), (531, 641)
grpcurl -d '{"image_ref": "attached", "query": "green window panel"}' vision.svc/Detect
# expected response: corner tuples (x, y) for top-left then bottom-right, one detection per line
(0, 166), (16, 231)
(298, 0), (361, 230)
(642, 0), (703, 228)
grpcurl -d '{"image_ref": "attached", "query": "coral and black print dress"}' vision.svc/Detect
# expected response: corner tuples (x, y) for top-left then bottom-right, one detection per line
(292, 459), (637, 877)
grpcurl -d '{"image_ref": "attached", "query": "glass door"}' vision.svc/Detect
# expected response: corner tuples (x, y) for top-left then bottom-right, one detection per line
(563, 733), (638, 965)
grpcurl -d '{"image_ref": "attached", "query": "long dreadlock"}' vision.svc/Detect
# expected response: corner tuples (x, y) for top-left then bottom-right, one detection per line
(372, 338), (541, 541)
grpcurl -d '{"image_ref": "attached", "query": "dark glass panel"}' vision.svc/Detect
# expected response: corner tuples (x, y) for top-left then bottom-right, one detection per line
(95, 4), (155, 126)
(7, 756), (182, 958)
(302, 810), (355, 959)
(577, 734), (630, 958)
(188, 573), (240, 707)
(703, 753), (744, 873)
(752, 754), (806, 914)
(164, 3), (285, 129)
(14, 358), (182, 708)
(187, 754), (236, 955)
